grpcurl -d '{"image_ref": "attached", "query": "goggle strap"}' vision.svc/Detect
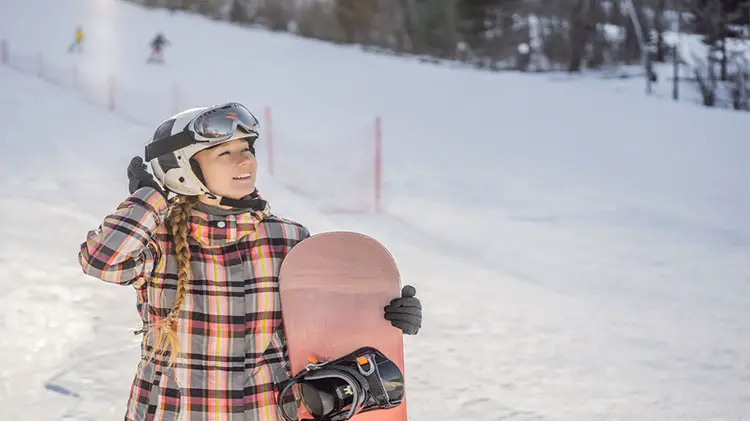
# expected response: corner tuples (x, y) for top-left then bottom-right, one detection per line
(145, 129), (193, 162)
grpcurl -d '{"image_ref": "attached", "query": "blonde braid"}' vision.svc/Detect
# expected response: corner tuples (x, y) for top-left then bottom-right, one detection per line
(144, 195), (196, 367)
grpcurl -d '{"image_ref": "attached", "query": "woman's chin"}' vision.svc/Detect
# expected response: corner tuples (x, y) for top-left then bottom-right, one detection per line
(201, 181), (256, 206)
(224, 185), (256, 199)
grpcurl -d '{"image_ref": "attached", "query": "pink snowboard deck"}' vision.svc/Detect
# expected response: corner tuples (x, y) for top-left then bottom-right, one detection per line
(279, 232), (407, 421)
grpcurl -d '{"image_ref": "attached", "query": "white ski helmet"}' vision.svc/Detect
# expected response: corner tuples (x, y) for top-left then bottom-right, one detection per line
(145, 102), (260, 198)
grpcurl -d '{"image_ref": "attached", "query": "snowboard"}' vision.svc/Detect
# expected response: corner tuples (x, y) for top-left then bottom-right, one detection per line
(278, 231), (407, 421)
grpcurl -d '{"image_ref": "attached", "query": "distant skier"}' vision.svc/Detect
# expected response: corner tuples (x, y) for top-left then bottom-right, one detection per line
(68, 26), (84, 53)
(148, 32), (169, 63)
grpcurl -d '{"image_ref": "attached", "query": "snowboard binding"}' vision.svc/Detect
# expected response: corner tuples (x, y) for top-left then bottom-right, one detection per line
(278, 346), (404, 421)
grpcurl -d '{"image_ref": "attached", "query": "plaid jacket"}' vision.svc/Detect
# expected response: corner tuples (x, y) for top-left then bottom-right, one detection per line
(78, 187), (310, 421)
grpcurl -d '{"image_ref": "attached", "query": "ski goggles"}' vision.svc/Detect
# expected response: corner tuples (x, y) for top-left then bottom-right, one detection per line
(278, 347), (404, 421)
(145, 102), (260, 161)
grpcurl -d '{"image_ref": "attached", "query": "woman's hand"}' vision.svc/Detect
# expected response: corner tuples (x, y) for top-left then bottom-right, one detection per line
(384, 285), (422, 335)
(127, 156), (167, 199)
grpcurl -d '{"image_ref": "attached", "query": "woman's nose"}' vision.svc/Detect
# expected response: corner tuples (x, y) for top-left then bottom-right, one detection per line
(236, 154), (254, 167)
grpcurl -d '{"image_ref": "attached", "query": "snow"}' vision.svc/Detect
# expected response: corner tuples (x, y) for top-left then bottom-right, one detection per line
(0, 0), (749, 420)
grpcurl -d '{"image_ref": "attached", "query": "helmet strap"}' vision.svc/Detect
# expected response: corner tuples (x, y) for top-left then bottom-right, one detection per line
(219, 194), (266, 209)
(189, 158), (206, 185)
(203, 191), (267, 210)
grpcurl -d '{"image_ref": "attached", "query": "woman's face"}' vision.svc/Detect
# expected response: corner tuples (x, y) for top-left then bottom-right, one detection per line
(192, 138), (257, 202)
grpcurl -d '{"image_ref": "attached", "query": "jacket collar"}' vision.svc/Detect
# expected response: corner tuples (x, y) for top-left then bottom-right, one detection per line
(187, 191), (271, 247)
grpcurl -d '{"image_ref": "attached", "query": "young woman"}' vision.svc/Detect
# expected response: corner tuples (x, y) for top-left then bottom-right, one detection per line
(78, 102), (422, 421)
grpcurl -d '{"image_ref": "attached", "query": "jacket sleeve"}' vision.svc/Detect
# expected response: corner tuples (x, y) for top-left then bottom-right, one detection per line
(78, 187), (168, 286)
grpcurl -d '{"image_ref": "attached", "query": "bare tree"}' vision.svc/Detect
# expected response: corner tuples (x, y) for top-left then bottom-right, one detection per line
(568, 0), (603, 72)
(255, 0), (295, 31)
(687, 0), (747, 81)
(334, 0), (380, 44)
(728, 55), (750, 109)
(692, 53), (719, 106)
(367, 0), (415, 51)
(653, 0), (668, 62)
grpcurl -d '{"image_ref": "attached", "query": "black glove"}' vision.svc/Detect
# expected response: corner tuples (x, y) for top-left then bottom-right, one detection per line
(384, 285), (422, 335)
(127, 156), (167, 198)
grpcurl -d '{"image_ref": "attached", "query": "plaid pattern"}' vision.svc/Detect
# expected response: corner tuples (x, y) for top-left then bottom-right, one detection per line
(79, 187), (310, 421)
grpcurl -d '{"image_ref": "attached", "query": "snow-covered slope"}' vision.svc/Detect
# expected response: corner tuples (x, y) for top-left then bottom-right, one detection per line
(0, 0), (748, 420)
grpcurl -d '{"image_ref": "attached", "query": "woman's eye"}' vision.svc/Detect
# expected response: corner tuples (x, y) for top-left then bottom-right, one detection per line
(218, 151), (230, 157)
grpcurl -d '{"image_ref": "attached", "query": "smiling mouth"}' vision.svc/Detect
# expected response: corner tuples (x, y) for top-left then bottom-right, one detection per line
(233, 173), (253, 180)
